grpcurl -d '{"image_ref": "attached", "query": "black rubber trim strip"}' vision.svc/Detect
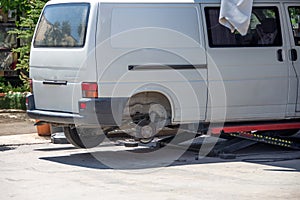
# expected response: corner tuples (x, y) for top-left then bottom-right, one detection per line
(43, 80), (68, 85)
(128, 64), (207, 71)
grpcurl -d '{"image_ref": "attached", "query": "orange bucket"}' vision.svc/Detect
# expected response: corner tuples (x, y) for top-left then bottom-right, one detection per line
(36, 120), (51, 136)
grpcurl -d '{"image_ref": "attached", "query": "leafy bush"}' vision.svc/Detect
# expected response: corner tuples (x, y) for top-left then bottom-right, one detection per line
(0, 92), (28, 110)
(0, 78), (28, 110)
(0, 77), (28, 93)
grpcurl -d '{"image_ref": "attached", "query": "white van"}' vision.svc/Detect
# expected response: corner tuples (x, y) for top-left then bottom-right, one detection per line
(27, 0), (300, 148)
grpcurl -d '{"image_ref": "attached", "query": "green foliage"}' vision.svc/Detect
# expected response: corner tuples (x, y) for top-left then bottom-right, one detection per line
(0, 77), (27, 110)
(2, 0), (47, 90)
(289, 7), (300, 20)
(0, 92), (27, 110)
(0, 0), (30, 15)
(289, 7), (300, 26)
(0, 77), (28, 93)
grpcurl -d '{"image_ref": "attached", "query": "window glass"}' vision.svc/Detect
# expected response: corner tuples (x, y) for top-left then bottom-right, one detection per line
(34, 3), (90, 48)
(205, 7), (282, 47)
(288, 6), (300, 46)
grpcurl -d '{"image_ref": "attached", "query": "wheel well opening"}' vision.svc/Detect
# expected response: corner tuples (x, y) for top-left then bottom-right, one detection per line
(124, 92), (172, 124)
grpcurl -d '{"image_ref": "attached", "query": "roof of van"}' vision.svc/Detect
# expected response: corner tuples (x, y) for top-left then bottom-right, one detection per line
(47, 0), (299, 3)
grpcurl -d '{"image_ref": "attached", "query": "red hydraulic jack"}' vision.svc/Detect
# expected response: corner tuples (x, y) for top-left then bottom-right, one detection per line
(209, 121), (300, 150)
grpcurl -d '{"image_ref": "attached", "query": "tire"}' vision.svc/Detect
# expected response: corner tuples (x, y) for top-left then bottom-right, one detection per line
(64, 127), (105, 148)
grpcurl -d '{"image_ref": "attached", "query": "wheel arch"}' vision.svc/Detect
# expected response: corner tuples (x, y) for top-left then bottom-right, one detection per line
(127, 87), (178, 124)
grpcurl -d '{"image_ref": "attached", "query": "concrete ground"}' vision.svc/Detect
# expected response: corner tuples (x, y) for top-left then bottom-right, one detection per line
(0, 111), (36, 136)
(0, 132), (299, 200)
(0, 112), (300, 200)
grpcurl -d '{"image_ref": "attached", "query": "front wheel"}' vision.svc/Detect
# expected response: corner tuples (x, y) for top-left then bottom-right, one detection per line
(64, 127), (105, 148)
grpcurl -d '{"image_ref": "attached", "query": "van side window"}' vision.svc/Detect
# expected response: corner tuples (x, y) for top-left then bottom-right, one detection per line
(205, 7), (282, 47)
(288, 6), (300, 46)
(34, 3), (90, 48)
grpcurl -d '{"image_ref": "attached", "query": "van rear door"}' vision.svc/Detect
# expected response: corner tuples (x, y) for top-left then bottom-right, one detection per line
(30, 2), (97, 113)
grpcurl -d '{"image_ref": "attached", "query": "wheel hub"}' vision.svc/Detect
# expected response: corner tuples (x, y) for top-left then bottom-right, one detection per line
(140, 125), (154, 139)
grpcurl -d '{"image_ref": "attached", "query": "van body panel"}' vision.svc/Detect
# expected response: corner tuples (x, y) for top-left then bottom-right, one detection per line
(96, 3), (208, 122)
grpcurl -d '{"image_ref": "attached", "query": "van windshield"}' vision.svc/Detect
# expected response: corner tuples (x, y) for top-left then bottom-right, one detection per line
(34, 3), (90, 48)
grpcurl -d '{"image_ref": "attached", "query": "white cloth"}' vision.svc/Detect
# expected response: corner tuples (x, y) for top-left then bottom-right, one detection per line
(219, 0), (254, 36)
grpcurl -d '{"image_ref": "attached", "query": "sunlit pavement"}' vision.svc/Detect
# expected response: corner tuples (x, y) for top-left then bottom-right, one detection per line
(0, 132), (299, 200)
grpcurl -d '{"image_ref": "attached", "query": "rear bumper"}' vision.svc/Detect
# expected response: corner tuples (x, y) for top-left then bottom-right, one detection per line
(26, 94), (128, 127)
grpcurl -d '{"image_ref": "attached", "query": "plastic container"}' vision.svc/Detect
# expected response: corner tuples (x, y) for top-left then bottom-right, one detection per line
(36, 120), (51, 136)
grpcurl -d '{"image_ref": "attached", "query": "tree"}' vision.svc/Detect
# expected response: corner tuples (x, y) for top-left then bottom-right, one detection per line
(0, 0), (48, 90)
(0, 0), (30, 15)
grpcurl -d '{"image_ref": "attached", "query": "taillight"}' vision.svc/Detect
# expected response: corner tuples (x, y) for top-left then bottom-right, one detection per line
(29, 79), (33, 93)
(81, 82), (98, 98)
(79, 102), (87, 110)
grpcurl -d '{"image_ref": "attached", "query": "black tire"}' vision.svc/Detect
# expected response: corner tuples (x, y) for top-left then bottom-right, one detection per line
(64, 127), (105, 148)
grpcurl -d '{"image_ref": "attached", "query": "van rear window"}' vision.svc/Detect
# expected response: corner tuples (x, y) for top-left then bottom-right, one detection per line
(34, 3), (90, 48)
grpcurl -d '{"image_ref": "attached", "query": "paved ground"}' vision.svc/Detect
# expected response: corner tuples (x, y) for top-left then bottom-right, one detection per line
(0, 111), (36, 136)
(0, 133), (300, 200)
(0, 112), (299, 200)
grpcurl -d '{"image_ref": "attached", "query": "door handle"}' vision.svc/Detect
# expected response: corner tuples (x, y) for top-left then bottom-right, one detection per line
(290, 49), (298, 61)
(277, 49), (283, 62)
